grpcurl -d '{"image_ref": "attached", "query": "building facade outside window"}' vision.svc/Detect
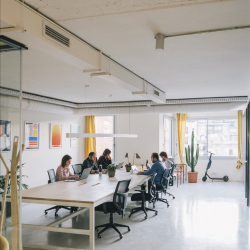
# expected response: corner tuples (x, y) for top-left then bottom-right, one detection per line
(181, 119), (238, 157)
(95, 116), (115, 159)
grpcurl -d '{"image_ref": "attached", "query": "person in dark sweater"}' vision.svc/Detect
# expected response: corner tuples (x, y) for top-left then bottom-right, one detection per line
(82, 152), (98, 174)
(138, 152), (165, 185)
(97, 148), (112, 170)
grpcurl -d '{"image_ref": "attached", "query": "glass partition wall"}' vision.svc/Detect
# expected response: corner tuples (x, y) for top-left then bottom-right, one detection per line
(0, 36), (26, 249)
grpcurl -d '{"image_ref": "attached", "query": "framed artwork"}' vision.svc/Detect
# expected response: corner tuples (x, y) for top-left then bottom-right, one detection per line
(50, 123), (62, 149)
(24, 122), (40, 150)
(70, 124), (80, 148)
(0, 120), (11, 152)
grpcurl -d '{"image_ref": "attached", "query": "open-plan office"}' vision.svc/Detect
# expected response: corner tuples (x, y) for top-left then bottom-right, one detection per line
(0, 0), (250, 250)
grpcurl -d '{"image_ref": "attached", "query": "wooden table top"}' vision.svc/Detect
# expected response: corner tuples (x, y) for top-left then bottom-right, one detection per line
(19, 169), (150, 205)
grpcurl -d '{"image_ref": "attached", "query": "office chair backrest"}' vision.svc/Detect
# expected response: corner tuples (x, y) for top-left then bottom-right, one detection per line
(113, 179), (131, 216)
(47, 169), (56, 184)
(149, 173), (157, 197)
(169, 164), (176, 186)
(160, 168), (171, 189)
(72, 164), (83, 175)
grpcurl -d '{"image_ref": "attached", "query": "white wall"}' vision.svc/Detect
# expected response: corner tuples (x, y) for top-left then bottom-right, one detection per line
(21, 110), (85, 188)
(115, 113), (160, 165)
(115, 112), (246, 182)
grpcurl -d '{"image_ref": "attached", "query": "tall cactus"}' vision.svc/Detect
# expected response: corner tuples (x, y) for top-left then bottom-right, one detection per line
(185, 131), (199, 172)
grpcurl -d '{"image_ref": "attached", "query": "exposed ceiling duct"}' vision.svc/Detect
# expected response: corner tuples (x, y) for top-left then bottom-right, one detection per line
(1, 0), (166, 103)
(0, 95), (246, 116)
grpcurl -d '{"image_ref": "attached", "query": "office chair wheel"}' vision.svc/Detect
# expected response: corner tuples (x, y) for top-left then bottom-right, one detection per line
(128, 227), (131, 231)
(45, 211), (48, 215)
(128, 214), (132, 218)
(98, 234), (101, 239)
(55, 213), (58, 217)
(173, 197), (175, 199)
(155, 212), (158, 216)
(95, 228), (99, 231)
(144, 216), (148, 220)
(120, 235), (123, 239)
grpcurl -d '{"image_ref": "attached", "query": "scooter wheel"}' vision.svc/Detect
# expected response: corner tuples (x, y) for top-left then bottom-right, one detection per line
(202, 176), (207, 182)
(223, 176), (229, 182)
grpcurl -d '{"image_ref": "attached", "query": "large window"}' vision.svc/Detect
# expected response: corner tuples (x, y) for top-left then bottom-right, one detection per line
(163, 117), (173, 156)
(95, 116), (114, 159)
(183, 119), (238, 157)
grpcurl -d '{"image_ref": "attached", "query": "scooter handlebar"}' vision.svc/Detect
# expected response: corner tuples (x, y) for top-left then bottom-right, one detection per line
(207, 151), (215, 155)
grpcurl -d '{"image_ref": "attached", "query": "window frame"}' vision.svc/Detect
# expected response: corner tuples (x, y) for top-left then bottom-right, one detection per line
(174, 116), (238, 160)
(163, 115), (174, 157)
(94, 115), (116, 161)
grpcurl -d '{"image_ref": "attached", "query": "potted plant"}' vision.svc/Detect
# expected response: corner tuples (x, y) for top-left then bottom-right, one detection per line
(107, 164), (117, 177)
(0, 163), (29, 217)
(185, 131), (199, 183)
(125, 163), (132, 172)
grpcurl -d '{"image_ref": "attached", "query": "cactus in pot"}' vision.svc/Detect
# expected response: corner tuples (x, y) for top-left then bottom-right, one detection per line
(185, 131), (199, 182)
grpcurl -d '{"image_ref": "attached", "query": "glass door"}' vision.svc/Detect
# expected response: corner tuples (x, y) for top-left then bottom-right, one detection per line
(0, 35), (27, 249)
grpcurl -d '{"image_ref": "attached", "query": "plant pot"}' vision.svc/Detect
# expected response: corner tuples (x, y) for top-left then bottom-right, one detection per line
(188, 172), (198, 183)
(108, 169), (116, 177)
(125, 165), (131, 172)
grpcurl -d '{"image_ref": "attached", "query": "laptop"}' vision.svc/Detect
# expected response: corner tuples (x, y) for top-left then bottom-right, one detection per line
(75, 168), (92, 181)
(116, 162), (124, 169)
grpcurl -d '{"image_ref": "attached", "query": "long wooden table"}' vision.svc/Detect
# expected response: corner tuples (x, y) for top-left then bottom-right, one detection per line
(6, 169), (150, 250)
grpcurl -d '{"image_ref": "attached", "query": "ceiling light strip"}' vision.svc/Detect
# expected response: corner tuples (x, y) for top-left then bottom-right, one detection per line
(66, 133), (137, 138)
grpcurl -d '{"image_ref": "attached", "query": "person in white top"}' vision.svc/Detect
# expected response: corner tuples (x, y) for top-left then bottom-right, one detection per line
(159, 151), (173, 169)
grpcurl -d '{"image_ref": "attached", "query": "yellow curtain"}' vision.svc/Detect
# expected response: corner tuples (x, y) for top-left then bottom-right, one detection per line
(177, 113), (187, 164)
(85, 116), (96, 158)
(236, 110), (243, 169)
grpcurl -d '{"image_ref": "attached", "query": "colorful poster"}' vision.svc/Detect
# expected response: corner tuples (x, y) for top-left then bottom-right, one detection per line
(50, 123), (62, 149)
(0, 120), (11, 152)
(70, 124), (80, 148)
(24, 122), (40, 150)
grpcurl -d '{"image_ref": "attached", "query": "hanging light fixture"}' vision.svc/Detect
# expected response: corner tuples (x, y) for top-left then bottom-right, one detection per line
(155, 33), (165, 50)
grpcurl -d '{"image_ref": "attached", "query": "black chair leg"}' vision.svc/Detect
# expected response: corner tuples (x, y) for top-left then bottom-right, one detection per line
(96, 213), (130, 239)
(97, 225), (110, 238)
(45, 206), (58, 215)
(167, 192), (175, 199)
(112, 225), (123, 239)
(55, 206), (60, 217)
(115, 223), (131, 231)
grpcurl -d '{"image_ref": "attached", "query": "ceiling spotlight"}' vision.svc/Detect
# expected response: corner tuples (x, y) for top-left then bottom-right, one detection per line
(155, 33), (165, 50)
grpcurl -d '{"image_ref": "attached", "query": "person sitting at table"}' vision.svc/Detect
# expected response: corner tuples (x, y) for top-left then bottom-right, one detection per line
(56, 154), (80, 181)
(159, 151), (173, 169)
(97, 148), (112, 169)
(138, 152), (165, 186)
(82, 152), (99, 174)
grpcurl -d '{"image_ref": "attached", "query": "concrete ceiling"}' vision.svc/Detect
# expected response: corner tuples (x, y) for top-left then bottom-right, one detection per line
(4, 0), (250, 102)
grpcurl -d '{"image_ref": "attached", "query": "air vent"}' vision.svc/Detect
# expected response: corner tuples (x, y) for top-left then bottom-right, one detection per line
(44, 25), (70, 47)
(154, 90), (160, 96)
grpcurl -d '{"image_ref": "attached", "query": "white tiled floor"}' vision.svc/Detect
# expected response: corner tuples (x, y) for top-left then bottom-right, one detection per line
(5, 181), (250, 250)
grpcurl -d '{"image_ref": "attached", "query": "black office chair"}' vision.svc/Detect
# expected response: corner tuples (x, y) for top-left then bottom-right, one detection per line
(44, 169), (73, 217)
(72, 164), (83, 175)
(166, 163), (176, 199)
(129, 173), (158, 219)
(153, 168), (171, 208)
(95, 179), (131, 239)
